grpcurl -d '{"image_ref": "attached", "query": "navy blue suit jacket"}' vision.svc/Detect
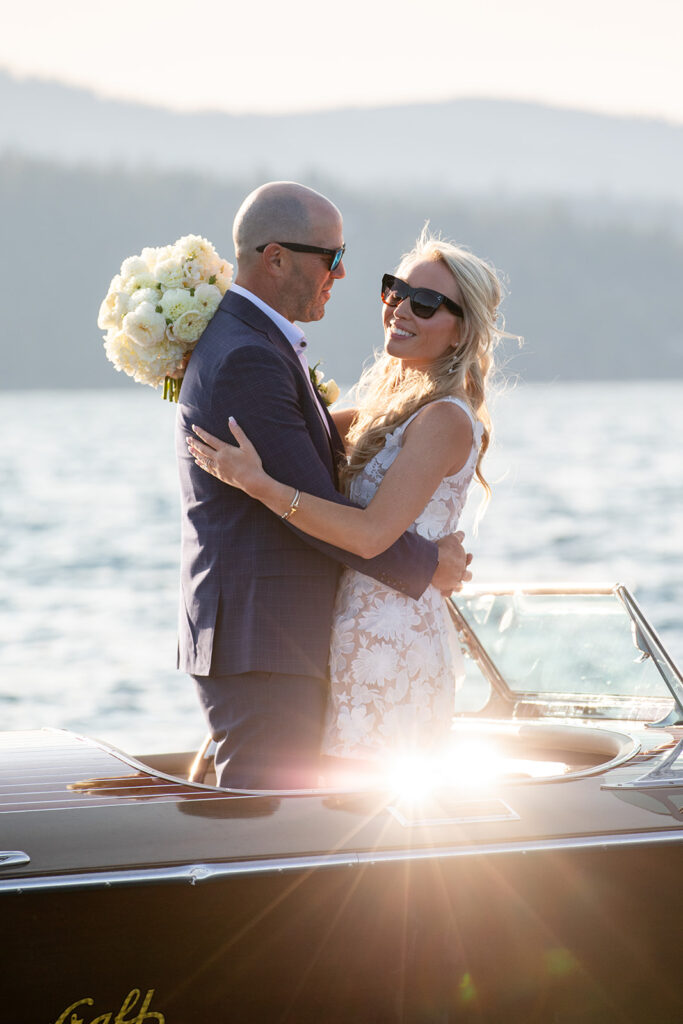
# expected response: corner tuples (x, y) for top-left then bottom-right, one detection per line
(176, 290), (438, 679)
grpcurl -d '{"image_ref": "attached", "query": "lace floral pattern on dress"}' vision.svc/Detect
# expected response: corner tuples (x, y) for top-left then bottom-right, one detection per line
(322, 397), (483, 760)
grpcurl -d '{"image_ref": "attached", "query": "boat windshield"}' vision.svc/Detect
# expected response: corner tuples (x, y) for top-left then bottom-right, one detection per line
(450, 586), (683, 722)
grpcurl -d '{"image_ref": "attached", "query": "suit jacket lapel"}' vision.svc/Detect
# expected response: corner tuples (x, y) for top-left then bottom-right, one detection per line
(220, 291), (341, 477)
(321, 400), (345, 485)
(220, 291), (302, 370)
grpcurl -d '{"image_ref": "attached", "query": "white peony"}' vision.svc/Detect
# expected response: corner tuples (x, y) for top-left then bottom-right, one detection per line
(174, 234), (218, 275)
(214, 261), (234, 294)
(104, 329), (138, 377)
(173, 234), (207, 258)
(122, 302), (167, 349)
(120, 270), (157, 294)
(129, 337), (185, 385)
(120, 255), (149, 279)
(153, 244), (174, 266)
(97, 289), (130, 330)
(105, 328), (184, 387)
(128, 287), (162, 310)
(171, 310), (208, 344)
(192, 282), (222, 316)
(159, 288), (195, 322)
(155, 258), (186, 290)
(140, 246), (160, 271)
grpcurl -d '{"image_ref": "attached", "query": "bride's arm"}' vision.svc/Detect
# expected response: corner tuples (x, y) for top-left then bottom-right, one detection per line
(189, 402), (473, 559)
(330, 407), (357, 449)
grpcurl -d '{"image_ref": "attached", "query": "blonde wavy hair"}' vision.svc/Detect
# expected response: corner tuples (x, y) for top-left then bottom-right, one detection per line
(341, 229), (508, 500)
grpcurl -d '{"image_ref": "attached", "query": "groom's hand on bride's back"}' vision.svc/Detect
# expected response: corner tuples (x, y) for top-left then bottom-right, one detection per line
(432, 532), (473, 595)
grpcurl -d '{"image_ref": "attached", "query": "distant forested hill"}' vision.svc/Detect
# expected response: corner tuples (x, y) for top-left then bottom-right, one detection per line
(2, 154), (682, 388)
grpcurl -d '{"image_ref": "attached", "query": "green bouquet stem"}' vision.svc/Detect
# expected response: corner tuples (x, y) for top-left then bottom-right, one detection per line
(163, 376), (183, 402)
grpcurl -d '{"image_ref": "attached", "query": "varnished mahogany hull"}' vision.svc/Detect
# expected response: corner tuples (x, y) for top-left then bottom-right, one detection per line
(5, 841), (682, 1024)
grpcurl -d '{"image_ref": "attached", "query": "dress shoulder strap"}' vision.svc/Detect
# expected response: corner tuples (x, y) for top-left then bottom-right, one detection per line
(397, 396), (482, 438)
(435, 396), (480, 432)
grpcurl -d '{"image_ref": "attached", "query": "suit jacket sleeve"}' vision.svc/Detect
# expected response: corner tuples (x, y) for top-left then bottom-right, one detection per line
(206, 343), (439, 600)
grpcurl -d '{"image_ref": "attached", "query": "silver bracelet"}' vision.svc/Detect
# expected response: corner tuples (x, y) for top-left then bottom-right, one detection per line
(281, 488), (302, 521)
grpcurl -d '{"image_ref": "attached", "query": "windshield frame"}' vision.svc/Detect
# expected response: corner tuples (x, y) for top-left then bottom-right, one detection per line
(448, 584), (683, 724)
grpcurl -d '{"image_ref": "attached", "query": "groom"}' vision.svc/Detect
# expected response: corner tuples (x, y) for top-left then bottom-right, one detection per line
(176, 181), (471, 789)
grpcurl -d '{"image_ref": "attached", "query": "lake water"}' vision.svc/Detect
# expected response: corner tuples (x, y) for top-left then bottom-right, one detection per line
(2, 382), (682, 754)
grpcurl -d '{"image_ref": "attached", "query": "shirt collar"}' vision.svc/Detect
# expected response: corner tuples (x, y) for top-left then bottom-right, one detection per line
(230, 283), (306, 354)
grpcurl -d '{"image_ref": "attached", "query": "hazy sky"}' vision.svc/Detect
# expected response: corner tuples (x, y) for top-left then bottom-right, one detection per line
(3, 0), (682, 122)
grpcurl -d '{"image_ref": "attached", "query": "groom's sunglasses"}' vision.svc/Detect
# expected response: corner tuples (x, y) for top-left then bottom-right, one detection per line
(381, 273), (464, 320)
(256, 241), (346, 272)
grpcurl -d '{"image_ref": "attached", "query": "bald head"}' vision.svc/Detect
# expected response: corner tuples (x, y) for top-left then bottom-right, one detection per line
(233, 181), (341, 264)
(231, 181), (345, 322)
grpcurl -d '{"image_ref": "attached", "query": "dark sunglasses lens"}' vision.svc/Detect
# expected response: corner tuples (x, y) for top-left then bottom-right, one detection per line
(382, 275), (406, 306)
(411, 290), (440, 319)
(330, 248), (343, 271)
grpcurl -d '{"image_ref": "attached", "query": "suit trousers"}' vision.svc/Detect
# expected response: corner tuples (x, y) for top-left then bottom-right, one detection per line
(192, 670), (327, 790)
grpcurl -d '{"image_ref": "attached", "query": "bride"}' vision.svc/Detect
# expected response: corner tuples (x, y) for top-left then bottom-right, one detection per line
(188, 230), (504, 774)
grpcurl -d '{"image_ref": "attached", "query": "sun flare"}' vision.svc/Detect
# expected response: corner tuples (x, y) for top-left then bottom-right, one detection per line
(383, 738), (569, 799)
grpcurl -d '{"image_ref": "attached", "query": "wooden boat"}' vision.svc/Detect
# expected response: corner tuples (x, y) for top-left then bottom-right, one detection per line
(2, 584), (682, 1023)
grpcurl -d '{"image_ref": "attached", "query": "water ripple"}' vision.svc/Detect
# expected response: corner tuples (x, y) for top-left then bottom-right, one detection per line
(3, 383), (683, 754)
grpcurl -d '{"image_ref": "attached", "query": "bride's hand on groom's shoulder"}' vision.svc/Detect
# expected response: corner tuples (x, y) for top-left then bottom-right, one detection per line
(187, 419), (265, 496)
(432, 531), (473, 596)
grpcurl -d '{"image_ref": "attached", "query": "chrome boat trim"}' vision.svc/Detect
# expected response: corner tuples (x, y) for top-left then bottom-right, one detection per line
(0, 851), (31, 869)
(604, 735), (683, 789)
(387, 796), (520, 828)
(447, 719), (642, 784)
(3, 829), (682, 895)
(617, 585), (683, 722)
(44, 727), (229, 796)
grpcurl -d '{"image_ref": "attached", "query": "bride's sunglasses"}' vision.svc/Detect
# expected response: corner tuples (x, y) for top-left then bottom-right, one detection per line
(381, 273), (464, 320)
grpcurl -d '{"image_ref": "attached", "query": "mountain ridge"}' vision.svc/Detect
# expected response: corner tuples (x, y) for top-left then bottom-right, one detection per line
(3, 69), (683, 202)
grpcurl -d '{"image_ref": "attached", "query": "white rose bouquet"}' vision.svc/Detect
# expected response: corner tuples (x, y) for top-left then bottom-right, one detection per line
(97, 235), (233, 401)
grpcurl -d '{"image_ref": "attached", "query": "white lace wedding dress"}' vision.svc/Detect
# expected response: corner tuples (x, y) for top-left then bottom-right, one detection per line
(322, 397), (484, 761)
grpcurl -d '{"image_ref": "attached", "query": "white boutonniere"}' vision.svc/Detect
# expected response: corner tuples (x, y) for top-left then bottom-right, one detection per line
(309, 362), (340, 407)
